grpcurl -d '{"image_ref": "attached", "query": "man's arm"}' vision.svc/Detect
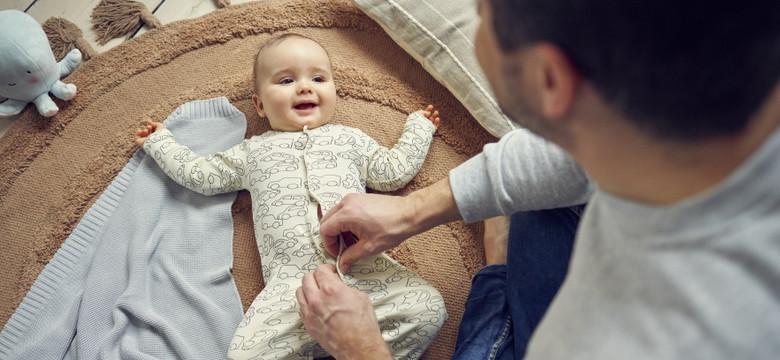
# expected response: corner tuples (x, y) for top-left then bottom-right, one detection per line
(320, 128), (593, 273)
(451, 128), (593, 223)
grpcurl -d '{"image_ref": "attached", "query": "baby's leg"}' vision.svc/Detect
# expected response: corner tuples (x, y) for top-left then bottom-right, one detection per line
(347, 255), (447, 360)
(228, 281), (316, 360)
(229, 218), (327, 360)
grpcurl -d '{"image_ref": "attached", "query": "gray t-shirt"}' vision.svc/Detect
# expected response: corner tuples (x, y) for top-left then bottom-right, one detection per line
(450, 127), (780, 358)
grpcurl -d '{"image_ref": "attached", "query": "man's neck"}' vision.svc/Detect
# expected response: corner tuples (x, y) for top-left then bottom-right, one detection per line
(571, 86), (780, 206)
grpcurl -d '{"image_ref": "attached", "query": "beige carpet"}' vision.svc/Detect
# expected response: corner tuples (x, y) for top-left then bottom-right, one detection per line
(0, 0), (496, 358)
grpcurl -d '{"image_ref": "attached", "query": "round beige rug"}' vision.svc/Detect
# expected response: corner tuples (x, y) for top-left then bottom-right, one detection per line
(0, 0), (496, 357)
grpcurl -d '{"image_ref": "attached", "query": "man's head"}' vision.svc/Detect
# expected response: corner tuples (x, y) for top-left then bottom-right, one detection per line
(252, 33), (337, 131)
(477, 0), (780, 142)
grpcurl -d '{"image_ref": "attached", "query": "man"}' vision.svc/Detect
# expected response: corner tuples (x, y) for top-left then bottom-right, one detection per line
(296, 0), (780, 358)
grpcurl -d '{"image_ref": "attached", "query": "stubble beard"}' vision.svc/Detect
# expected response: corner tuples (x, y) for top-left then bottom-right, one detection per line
(497, 61), (571, 146)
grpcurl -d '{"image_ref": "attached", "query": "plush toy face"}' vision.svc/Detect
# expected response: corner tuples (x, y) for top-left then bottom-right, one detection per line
(0, 10), (59, 102)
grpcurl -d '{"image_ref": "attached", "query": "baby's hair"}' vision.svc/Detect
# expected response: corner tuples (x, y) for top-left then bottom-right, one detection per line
(252, 33), (332, 94)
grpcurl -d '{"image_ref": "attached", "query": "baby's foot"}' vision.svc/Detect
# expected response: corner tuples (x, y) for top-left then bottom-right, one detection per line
(483, 215), (510, 265)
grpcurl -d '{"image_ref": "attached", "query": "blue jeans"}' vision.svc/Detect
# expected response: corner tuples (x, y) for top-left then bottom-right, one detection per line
(452, 205), (585, 360)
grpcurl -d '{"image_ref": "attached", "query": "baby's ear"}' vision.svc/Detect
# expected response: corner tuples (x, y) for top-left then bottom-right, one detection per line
(252, 94), (266, 117)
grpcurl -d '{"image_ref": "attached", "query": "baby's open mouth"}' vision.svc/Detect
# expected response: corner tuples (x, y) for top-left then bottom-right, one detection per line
(294, 103), (316, 110)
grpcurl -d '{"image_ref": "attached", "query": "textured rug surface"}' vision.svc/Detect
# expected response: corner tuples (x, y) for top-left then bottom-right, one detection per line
(0, 0), (496, 358)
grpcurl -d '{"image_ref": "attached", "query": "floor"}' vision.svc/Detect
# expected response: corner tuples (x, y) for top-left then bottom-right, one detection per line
(0, 0), (258, 138)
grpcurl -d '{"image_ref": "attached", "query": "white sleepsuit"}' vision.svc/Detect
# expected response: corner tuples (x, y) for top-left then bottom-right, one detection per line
(143, 112), (447, 360)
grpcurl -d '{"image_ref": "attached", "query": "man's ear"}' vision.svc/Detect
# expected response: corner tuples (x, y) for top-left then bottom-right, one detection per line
(535, 42), (580, 120)
(252, 94), (266, 118)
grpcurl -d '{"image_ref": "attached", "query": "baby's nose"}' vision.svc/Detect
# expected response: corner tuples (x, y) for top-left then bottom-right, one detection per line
(297, 81), (313, 94)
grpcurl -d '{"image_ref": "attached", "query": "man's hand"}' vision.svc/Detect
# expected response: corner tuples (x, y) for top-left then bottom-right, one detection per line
(134, 119), (165, 147)
(320, 177), (463, 274)
(319, 193), (415, 274)
(296, 264), (392, 360)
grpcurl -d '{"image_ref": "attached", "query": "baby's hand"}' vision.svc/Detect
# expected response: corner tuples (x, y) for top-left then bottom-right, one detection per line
(134, 119), (166, 147)
(416, 104), (441, 129)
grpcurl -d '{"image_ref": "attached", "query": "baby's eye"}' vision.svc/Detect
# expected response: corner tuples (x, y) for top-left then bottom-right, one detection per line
(279, 78), (293, 84)
(313, 76), (325, 83)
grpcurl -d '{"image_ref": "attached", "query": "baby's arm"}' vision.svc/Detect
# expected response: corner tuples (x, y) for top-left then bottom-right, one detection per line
(134, 120), (247, 196)
(365, 105), (441, 192)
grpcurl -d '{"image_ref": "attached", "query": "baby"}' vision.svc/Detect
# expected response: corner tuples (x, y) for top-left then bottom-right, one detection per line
(134, 33), (447, 360)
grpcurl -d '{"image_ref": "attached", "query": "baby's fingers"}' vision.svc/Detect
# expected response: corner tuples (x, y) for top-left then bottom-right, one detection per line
(415, 105), (440, 129)
(425, 108), (441, 129)
(416, 104), (432, 118)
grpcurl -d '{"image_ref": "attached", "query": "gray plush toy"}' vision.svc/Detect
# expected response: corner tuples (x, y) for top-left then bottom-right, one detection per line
(0, 10), (82, 118)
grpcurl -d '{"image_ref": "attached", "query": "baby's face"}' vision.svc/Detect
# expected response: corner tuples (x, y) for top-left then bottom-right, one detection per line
(253, 38), (337, 131)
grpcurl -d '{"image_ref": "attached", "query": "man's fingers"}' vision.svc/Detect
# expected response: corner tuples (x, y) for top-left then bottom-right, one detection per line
(338, 241), (375, 274)
(295, 286), (308, 309)
(319, 201), (354, 258)
(313, 264), (342, 294)
(319, 199), (343, 225)
(322, 233), (341, 258)
(301, 271), (321, 300)
(318, 263), (339, 277)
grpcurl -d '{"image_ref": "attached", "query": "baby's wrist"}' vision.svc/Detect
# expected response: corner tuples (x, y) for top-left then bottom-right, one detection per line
(408, 112), (435, 130)
(142, 128), (170, 148)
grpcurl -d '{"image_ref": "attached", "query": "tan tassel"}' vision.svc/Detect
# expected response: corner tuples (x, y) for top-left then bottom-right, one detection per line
(216, 0), (231, 7)
(91, 0), (162, 45)
(43, 17), (98, 61)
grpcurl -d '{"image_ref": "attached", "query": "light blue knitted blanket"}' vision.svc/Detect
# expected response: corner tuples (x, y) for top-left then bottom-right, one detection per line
(0, 97), (245, 359)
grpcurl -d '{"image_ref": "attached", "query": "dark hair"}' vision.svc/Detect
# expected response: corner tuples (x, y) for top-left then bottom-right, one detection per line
(490, 0), (780, 141)
(252, 33), (331, 93)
